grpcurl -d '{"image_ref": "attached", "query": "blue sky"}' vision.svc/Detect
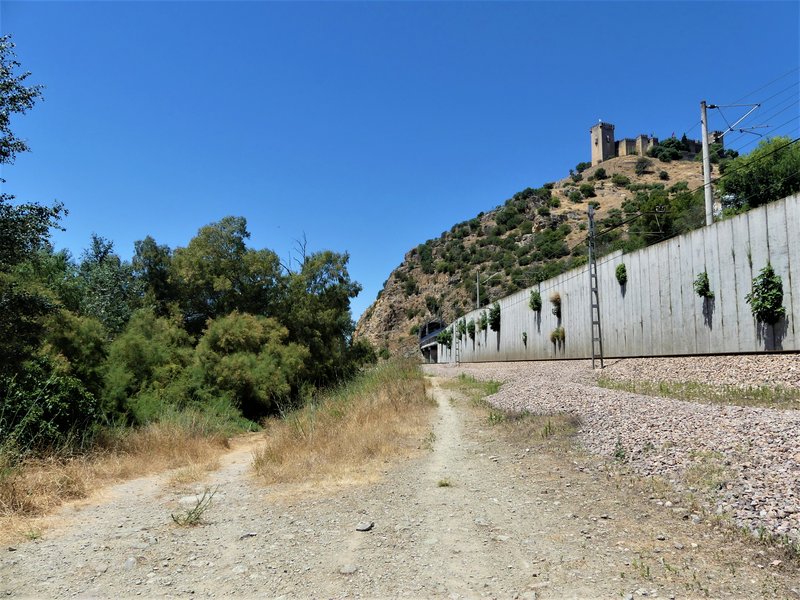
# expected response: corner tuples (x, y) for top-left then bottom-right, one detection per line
(1, 1), (798, 321)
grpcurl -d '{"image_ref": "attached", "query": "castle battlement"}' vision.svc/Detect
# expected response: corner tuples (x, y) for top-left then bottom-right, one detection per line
(590, 121), (722, 166)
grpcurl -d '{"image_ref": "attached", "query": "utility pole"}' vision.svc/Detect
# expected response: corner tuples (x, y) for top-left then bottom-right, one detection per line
(700, 100), (714, 226)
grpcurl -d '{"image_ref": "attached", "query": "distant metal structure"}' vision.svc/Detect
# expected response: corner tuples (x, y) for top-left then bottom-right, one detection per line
(454, 323), (461, 365)
(418, 320), (445, 364)
(700, 100), (763, 226)
(587, 205), (604, 369)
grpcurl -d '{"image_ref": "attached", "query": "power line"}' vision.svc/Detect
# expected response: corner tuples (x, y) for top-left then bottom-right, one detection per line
(731, 119), (800, 153)
(730, 66), (800, 105)
(725, 95), (799, 147)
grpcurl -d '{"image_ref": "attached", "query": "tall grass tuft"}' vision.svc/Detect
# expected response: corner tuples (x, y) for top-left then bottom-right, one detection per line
(0, 403), (241, 530)
(253, 359), (433, 484)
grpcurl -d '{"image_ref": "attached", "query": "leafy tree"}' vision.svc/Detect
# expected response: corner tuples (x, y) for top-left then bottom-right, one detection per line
(42, 310), (108, 400)
(0, 35), (43, 164)
(718, 137), (800, 210)
(78, 235), (142, 335)
(467, 319), (476, 340)
(649, 137), (683, 162)
(0, 356), (100, 453)
(479, 311), (488, 331)
(279, 250), (364, 387)
(172, 217), (283, 333)
(103, 308), (194, 420)
(133, 236), (177, 316)
(193, 312), (309, 419)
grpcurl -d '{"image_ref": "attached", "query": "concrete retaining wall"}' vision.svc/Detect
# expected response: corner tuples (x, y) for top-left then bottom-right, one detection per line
(437, 193), (800, 362)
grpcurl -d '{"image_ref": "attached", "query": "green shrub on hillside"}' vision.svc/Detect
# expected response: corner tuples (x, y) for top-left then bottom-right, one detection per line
(579, 183), (596, 198)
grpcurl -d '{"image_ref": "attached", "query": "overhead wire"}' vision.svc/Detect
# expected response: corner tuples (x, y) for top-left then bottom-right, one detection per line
(730, 66), (800, 105)
(724, 94), (799, 147)
(731, 119), (800, 153)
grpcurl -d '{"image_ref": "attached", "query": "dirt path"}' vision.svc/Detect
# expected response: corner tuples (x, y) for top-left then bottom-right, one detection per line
(1, 377), (797, 598)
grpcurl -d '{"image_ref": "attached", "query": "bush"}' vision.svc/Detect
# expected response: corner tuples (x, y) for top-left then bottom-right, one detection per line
(571, 172), (583, 183)
(402, 277), (418, 297)
(550, 291), (561, 318)
(615, 263), (628, 286)
(568, 190), (583, 203)
(745, 264), (785, 324)
(488, 302), (501, 332)
(659, 170), (669, 181)
(594, 167), (608, 180)
(575, 162), (591, 173)
(635, 157), (652, 176)
(579, 183), (596, 199)
(467, 319), (476, 340)
(457, 318), (467, 339)
(529, 290), (542, 312)
(193, 312), (309, 419)
(611, 173), (630, 187)
(693, 271), (713, 299)
(479, 311), (488, 331)
(436, 328), (452, 349)
(537, 206), (551, 217)
(0, 357), (100, 455)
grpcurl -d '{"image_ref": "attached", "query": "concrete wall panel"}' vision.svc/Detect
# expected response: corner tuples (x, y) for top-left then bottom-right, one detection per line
(437, 195), (799, 362)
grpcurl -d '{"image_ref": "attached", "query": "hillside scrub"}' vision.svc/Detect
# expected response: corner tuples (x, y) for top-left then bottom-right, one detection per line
(253, 360), (433, 484)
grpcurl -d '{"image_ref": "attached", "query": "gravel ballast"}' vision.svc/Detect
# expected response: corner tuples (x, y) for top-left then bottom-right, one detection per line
(426, 354), (800, 545)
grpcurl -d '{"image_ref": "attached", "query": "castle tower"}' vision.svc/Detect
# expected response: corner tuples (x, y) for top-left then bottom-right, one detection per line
(590, 121), (615, 166)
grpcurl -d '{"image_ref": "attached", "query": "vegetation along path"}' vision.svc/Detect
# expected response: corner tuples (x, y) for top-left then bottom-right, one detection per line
(1, 372), (799, 598)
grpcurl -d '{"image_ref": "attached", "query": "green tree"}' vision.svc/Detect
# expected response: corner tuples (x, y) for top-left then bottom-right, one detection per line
(193, 312), (309, 419)
(718, 137), (800, 210)
(78, 235), (143, 335)
(171, 216), (283, 333)
(103, 308), (194, 420)
(133, 236), (177, 317)
(0, 35), (43, 164)
(279, 250), (364, 387)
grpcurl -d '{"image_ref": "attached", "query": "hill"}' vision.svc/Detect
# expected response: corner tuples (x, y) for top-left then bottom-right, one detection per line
(355, 153), (711, 354)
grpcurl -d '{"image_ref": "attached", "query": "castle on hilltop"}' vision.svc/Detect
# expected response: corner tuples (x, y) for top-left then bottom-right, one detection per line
(590, 121), (723, 166)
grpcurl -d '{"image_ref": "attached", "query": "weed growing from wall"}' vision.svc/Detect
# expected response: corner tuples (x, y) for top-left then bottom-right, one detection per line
(436, 327), (453, 349)
(550, 292), (562, 318)
(489, 302), (501, 332)
(694, 271), (714, 299)
(615, 263), (628, 286)
(745, 264), (785, 324)
(529, 290), (542, 312)
(467, 319), (475, 341)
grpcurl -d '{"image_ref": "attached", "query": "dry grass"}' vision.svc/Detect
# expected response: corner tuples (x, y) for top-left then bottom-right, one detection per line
(0, 421), (230, 541)
(253, 360), (433, 485)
